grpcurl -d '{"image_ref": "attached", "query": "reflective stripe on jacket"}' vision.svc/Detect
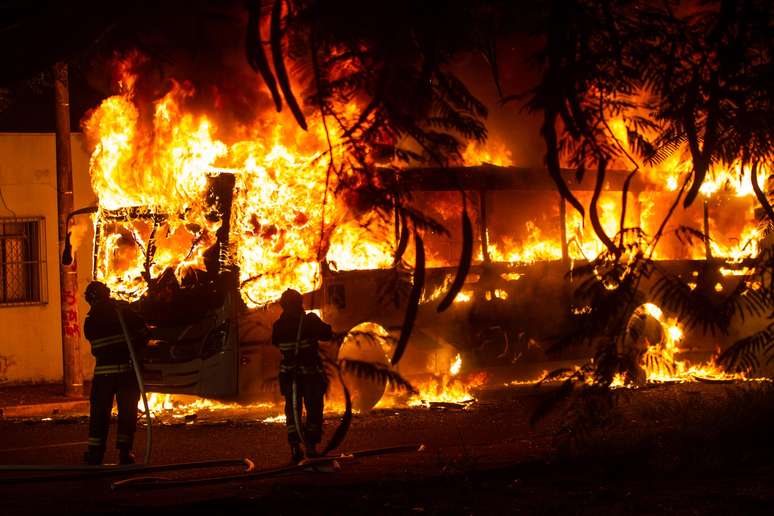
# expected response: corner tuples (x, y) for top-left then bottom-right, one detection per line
(93, 363), (133, 375)
(90, 334), (126, 350)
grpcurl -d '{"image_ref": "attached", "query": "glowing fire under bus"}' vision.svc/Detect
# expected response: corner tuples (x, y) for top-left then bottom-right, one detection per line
(78, 163), (765, 401)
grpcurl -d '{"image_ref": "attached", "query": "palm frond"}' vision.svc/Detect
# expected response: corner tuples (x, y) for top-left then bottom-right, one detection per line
(718, 322), (774, 373)
(339, 359), (417, 394)
(392, 230), (424, 365)
(650, 263), (770, 336)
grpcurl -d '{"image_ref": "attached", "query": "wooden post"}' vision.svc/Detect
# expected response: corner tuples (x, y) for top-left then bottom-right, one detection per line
(54, 62), (84, 398)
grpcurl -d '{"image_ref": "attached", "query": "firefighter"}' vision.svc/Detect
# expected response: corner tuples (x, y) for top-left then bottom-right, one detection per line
(82, 281), (149, 465)
(272, 289), (332, 463)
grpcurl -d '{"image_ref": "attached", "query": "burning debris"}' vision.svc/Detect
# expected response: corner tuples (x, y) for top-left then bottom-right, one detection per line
(139, 351), (487, 421)
(615, 303), (752, 386)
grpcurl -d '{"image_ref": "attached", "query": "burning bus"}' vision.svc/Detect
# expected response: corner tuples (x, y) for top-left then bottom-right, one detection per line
(67, 55), (768, 406)
(73, 159), (766, 403)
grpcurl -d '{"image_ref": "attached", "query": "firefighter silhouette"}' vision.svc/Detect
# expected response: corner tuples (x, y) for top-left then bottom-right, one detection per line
(83, 281), (148, 465)
(272, 289), (332, 462)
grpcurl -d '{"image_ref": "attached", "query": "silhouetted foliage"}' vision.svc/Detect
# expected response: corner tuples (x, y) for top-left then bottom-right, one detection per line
(437, 207), (473, 312)
(392, 231), (425, 365)
(318, 353), (415, 453)
(507, 1), (774, 433)
(641, 0), (774, 207)
(651, 259), (769, 335)
(338, 359), (417, 395)
(717, 247), (774, 372)
(719, 322), (774, 372)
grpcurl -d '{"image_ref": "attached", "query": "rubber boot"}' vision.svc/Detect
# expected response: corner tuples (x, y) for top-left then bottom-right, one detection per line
(118, 448), (136, 465)
(83, 446), (104, 466)
(290, 443), (304, 463)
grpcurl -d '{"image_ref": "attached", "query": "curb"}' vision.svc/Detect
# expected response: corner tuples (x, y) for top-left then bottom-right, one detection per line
(0, 400), (89, 418)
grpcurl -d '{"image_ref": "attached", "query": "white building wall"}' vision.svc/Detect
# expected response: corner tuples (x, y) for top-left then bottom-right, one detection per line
(0, 133), (96, 384)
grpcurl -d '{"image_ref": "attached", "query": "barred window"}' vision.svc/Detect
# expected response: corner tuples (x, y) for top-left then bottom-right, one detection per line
(0, 217), (47, 306)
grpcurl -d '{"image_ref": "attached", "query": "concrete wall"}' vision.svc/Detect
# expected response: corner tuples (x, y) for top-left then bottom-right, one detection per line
(0, 133), (96, 384)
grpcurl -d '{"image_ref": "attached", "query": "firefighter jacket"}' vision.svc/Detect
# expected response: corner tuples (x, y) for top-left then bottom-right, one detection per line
(84, 300), (148, 376)
(272, 311), (332, 376)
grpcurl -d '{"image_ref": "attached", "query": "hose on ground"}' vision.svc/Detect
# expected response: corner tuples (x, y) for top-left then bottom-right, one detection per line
(0, 458), (254, 484)
(111, 444), (424, 490)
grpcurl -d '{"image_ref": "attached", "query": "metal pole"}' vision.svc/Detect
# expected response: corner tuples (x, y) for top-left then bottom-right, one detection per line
(54, 62), (83, 398)
(703, 199), (712, 259)
(559, 196), (568, 264)
(478, 190), (490, 263)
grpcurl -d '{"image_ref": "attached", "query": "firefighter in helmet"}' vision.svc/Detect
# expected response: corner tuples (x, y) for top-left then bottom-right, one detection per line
(272, 288), (332, 462)
(83, 281), (149, 465)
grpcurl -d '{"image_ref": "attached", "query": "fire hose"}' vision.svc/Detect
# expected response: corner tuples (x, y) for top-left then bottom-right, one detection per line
(114, 304), (153, 465)
(291, 315), (354, 457)
(291, 314), (309, 450)
(0, 458), (255, 484)
(111, 444), (424, 490)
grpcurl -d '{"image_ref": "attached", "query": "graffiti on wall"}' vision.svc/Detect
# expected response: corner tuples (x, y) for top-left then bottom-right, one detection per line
(62, 288), (81, 339)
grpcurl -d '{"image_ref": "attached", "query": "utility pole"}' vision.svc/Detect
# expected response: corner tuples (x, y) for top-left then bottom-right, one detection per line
(54, 62), (84, 398)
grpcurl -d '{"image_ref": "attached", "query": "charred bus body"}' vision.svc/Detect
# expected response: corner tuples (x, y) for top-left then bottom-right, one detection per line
(80, 166), (759, 400)
(89, 174), (241, 398)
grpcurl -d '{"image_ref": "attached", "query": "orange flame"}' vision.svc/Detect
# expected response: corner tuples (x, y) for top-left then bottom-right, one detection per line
(84, 57), (397, 305)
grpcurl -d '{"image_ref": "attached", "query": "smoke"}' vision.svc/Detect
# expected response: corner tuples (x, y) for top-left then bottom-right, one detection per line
(81, 1), (284, 142)
(448, 33), (546, 167)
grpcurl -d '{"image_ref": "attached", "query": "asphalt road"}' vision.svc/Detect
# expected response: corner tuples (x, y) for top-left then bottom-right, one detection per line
(0, 389), (554, 515)
(1, 384), (774, 515)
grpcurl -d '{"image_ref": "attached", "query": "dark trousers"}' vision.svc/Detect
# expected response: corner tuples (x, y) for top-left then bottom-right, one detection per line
(279, 372), (325, 445)
(88, 371), (140, 451)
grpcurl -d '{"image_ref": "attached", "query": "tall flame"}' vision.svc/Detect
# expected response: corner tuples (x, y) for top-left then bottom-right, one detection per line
(86, 59), (765, 312)
(84, 57), (397, 305)
(628, 303), (748, 384)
